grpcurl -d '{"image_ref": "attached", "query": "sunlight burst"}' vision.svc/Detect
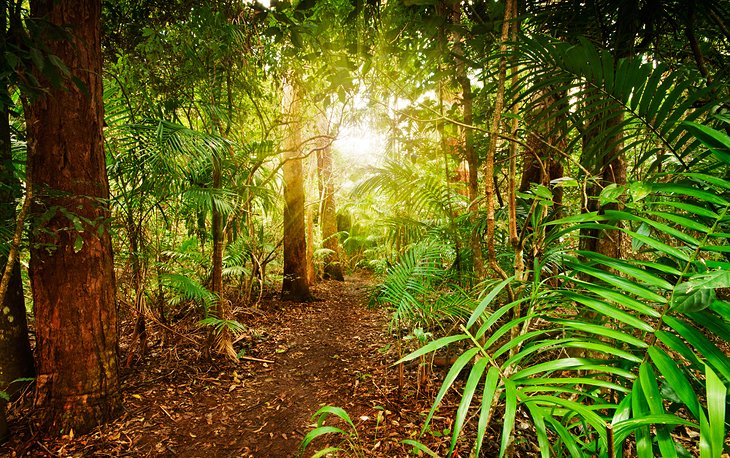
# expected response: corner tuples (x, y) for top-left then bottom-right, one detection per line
(333, 123), (387, 165)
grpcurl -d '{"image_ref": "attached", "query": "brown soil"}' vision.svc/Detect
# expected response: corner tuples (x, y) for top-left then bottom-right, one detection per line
(0, 275), (469, 457)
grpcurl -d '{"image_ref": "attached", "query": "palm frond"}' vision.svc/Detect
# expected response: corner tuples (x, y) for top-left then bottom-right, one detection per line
(404, 122), (730, 456)
(506, 34), (719, 173)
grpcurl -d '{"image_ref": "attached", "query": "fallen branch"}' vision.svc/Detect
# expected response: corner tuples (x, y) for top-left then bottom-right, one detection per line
(239, 355), (274, 364)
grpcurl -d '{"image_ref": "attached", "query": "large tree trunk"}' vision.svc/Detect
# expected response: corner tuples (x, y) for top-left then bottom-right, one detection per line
(0, 93), (34, 399)
(26, 0), (121, 434)
(316, 133), (344, 282)
(281, 76), (312, 301)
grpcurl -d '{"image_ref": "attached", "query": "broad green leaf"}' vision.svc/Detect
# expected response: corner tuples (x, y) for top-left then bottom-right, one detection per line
(569, 263), (668, 303)
(558, 320), (648, 348)
(664, 316), (730, 381)
(648, 347), (700, 419)
(421, 347), (480, 434)
(499, 379), (517, 457)
(474, 366), (500, 456)
(631, 379), (653, 458)
(468, 276), (515, 329)
(629, 181), (652, 201)
(401, 439), (441, 458)
(523, 402), (551, 458)
(563, 291), (654, 332)
(639, 363), (678, 458)
(312, 405), (355, 430)
(705, 365), (728, 458)
(394, 334), (467, 365)
(300, 426), (348, 452)
(599, 183), (625, 205)
(676, 271), (730, 296)
(450, 357), (490, 454)
(672, 289), (716, 313)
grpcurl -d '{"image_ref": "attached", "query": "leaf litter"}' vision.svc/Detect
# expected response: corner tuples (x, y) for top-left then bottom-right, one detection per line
(1, 275), (479, 457)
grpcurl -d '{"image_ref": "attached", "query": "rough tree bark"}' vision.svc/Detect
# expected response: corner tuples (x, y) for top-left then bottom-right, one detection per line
(281, 75), (313, 301)
(25, 0), (121, 434)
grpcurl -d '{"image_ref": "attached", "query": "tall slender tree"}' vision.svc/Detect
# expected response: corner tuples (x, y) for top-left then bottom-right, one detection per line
(0, 0), (34, 405)
(281, 75), (313, 301)
(25, 0), (121, 434)
(316, 117), (345, 282)
(0, 87), (33, 400)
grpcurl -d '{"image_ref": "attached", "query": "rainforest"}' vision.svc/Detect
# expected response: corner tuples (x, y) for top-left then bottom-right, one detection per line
(0, 0), (729, 456)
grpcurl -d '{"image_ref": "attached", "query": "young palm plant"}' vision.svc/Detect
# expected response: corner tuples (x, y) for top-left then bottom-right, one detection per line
(398, 122), (730, 457)
(398, 32), (729, 456)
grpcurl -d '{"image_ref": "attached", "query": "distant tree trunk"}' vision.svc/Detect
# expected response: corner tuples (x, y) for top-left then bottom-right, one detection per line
(520, 87), (567, 266)
(281, 76), (312, 301)
(579, 103), (627, 259)
(448, 1), (483, 280)
(0, 91), (34, 399)
(26, 0), (121, 434)
(208, 152), (235, 358)
(306, 202), (316, 286)
(212, 160), (224, 302)
(484, 0), (516, 281)
(579, 4), (634, 261)
(316, 122), (344, 281)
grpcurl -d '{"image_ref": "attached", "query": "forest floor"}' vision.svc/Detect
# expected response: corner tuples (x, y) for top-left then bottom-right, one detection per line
(1, 274), (492, 457)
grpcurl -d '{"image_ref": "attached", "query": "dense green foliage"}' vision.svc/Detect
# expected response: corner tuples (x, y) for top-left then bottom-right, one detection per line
(0, 0), (727, 454)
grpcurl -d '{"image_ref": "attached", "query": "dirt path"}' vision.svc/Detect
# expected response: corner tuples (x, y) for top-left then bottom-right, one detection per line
(2, 276), (461, 457)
